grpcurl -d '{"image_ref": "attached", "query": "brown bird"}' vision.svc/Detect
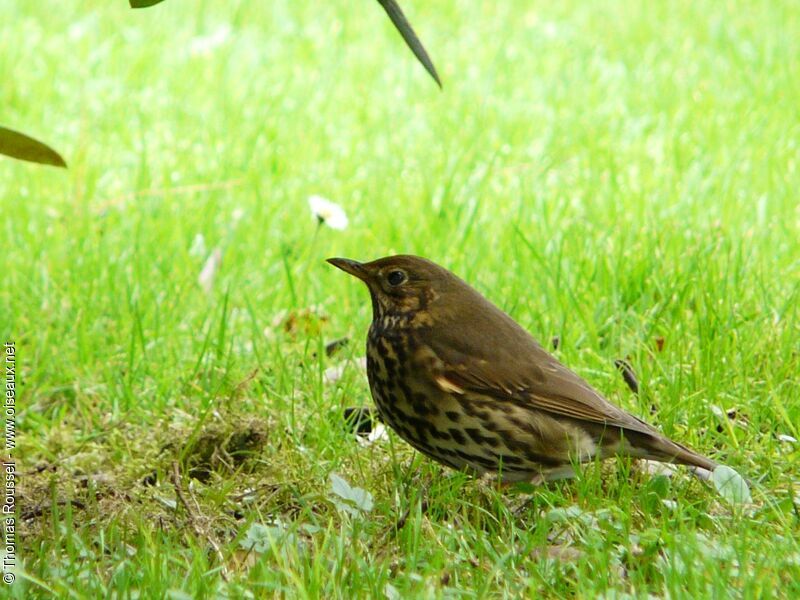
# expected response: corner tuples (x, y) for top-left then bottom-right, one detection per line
(328, 255), (719, 483)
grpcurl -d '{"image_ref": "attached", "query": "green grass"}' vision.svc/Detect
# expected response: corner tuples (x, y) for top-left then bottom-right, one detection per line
(3, 0), (800, 597)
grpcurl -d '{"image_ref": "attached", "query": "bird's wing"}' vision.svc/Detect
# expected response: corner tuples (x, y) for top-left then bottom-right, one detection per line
(424, 332), (658, 437)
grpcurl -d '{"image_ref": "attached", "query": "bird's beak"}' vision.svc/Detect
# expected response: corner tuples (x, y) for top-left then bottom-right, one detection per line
(327, 257), (369, 281)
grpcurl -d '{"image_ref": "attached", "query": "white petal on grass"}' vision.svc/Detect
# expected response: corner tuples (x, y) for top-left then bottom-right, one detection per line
(198, 248), (222, 293)
(710, 405), (725, 420)
(324, 359), (367, 384)
(384, 583), (401, 600)
(155, 495), (177, 510)
(777, 434), (797, 444)
(231, 207), (245, 224)
(640, 460), (677, 478)
(356, 423), (388, 448)
(239, 488), (258, 504)
(189, 233), (207, 258)
(712, 465), (751, 504)
(308, 195), (348, 230)
(323, 364), (346, 384)
(367, 423), (388, 444)
(189, 25), (232, 56)
(270, 309), (288, 329)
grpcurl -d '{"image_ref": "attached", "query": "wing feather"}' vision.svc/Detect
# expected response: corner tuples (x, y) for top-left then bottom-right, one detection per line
(423, 325), (657, 437)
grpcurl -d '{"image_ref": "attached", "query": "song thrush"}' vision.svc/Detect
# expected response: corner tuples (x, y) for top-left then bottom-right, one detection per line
(327, 255), (718, 483)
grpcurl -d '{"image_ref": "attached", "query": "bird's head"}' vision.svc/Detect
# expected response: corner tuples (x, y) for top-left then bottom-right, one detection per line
(327, 255), (457, 324)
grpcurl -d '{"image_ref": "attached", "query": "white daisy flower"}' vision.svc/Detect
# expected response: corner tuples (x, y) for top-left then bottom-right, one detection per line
(308, 195), (348, 230)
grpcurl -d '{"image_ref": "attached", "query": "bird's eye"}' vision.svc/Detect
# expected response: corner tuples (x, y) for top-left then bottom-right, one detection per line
(387, 270), (407, 286)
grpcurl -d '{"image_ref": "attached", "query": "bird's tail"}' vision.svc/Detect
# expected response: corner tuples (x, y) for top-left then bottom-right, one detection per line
(629, 431), (718, 472)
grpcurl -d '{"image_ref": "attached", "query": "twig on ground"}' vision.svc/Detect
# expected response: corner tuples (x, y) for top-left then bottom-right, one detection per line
(21, 499), (86, 521)
(394, 499), (429, 532)
(171, 461), (230, 582)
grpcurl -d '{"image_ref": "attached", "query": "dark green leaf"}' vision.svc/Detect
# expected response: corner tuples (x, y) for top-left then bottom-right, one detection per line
(130, 0), (166, 8)
(377, 0), (441, 87)
(0, 126), (66, 168)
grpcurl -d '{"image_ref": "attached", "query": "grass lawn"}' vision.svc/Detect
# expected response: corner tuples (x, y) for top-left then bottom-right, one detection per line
(3, 0), (800, 597)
